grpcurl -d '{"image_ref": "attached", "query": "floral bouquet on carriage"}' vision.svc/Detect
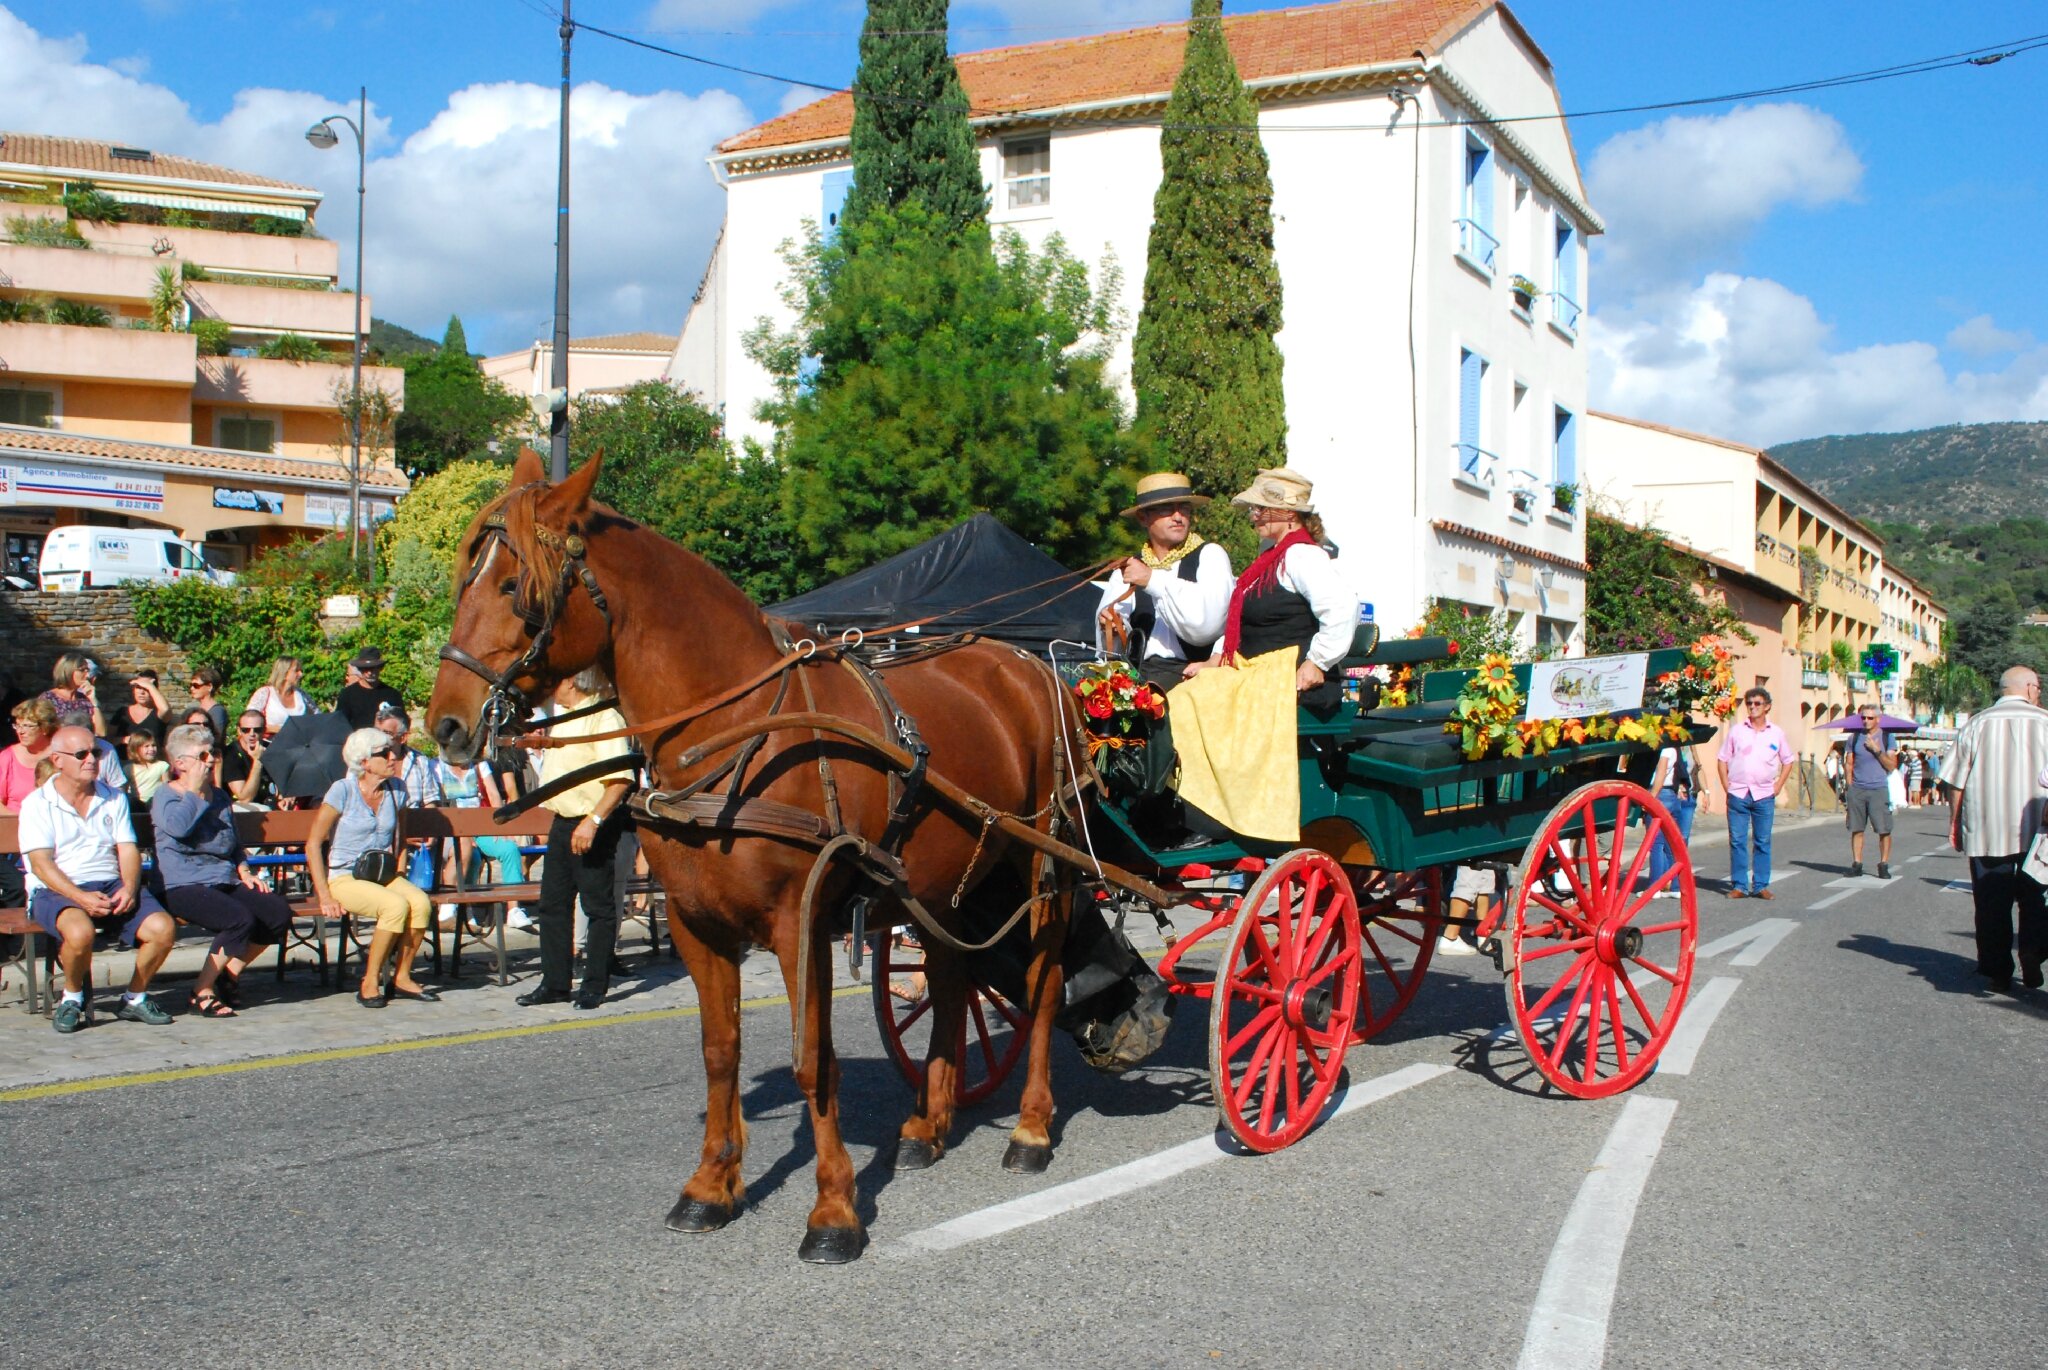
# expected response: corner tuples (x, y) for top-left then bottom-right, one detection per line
(1068, 659), (1174, 798)
(1646, 635), (1739, 721)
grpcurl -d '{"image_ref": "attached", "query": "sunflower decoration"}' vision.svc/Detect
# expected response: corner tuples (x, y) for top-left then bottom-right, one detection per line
(1475, 653), (1518, 699)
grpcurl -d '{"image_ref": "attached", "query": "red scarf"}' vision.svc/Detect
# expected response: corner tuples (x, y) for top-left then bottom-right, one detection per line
(1221, 528), (1317, 662)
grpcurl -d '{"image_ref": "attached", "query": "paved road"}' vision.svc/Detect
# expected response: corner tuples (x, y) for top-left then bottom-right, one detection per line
(5, 806), (2043, 1369)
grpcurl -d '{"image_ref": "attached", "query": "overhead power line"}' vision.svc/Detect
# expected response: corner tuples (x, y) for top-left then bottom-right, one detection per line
(566, 16), (2046, 137)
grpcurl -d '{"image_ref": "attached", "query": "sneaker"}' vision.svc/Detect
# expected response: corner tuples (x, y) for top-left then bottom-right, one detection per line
(116, 993), (173, 1026)
(1877, 863), (1892, 880)
(1651, 890), (1679, 900)
(53, 997), (87, 1034)
(505, 906), (538, 933)
(1436, 934), (1476, 957)
(1850, 863), (1864, 878)
(437, 904), (459, 928)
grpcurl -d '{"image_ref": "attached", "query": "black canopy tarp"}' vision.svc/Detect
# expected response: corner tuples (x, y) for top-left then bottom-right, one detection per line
(768, 514), (1098, 655)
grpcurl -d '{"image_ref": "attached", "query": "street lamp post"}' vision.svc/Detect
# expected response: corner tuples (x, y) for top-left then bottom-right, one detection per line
(306, 88), (368, 572)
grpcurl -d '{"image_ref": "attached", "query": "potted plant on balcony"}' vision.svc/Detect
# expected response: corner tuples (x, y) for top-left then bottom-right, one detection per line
(1551, 481), (1578, 515)
(1511, 487), (1535, 515)
(1509, 274), (1540, 314)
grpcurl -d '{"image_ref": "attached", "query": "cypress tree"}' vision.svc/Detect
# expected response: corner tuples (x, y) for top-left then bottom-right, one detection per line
(1130, 0), (1287, 504)
(842, 0), (987, 233)
(439, 315), (472, 366)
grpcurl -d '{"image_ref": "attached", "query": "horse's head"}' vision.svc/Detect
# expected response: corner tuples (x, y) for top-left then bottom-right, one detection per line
(428, 446), (613, 763)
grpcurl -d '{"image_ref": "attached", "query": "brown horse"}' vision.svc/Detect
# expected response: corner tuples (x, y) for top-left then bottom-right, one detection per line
(427, 449), (1083, 1262)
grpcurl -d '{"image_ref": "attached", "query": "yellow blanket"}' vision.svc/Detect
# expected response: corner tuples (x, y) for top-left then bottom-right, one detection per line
(1170, 647), (1302, 843)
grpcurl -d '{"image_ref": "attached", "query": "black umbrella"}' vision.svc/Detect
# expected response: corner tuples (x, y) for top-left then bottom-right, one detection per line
(264, 710), (353, 798)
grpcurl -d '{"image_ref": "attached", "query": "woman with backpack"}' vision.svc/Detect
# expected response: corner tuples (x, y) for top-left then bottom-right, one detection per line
(1646, 739), (1709, 898)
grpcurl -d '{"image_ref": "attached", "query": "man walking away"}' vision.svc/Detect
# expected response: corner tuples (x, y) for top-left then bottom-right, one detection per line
(1717, 688), (1792, 899)
(1943, 667), (2048, 992)
(1845, 704), (1900, 878)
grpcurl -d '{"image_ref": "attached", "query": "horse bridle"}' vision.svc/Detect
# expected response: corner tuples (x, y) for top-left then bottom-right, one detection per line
(438, 506), (615, 748)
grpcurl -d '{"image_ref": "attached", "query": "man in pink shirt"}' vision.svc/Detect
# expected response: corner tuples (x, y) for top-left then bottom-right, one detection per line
(1716, 687), (1793, 899)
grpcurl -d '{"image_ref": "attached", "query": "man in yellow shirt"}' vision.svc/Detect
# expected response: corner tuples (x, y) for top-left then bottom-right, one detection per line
(516, 668), (635, 1010)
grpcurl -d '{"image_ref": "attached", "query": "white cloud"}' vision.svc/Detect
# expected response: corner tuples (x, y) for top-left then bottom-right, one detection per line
(1947, 314), (2034, 358)
(0, 6), (753, 354)
(1584, 103), (2048, 444)
(644, 0), (808, 28)
(1590, 274), (2048, 448)
(1587, 103), (1862, 300)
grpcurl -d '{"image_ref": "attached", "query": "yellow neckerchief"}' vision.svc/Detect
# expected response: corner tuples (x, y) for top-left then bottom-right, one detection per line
(1140, 531), (1204, 570)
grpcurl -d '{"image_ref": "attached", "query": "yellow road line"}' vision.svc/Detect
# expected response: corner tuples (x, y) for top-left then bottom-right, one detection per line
(1, 984), (868, 1103)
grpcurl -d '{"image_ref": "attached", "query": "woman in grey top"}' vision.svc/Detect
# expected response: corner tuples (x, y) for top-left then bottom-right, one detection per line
(151, 724), (294, 1018)
(307, 728), (435, 1007)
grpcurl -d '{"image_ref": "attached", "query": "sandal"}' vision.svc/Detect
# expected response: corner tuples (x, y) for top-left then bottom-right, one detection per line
(216, 970), (241, 1008)
(888, 975), (927, 1004)
(191, 990), (238, 1019)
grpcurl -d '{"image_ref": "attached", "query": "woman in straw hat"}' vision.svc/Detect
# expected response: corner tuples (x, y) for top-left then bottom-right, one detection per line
(1096, 472), (1234, 695)
(1171, 467), (1360, 843)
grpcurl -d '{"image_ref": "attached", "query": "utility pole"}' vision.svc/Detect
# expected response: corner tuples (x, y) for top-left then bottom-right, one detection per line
(550, 0), (573, 482)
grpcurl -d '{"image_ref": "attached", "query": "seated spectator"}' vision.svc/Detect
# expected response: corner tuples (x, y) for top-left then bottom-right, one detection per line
(91, 734), (128, 790)
(151, 724), (295, 1019)
(307, 727), (436, 1007)
(436, 752), (526, 932)
(107, 669), (167, 751)
(41, 652), (103, 736)
(1, 698), (58, 813)
(23, 725), (176, 1033)
(247, 656), (310, 739)
(186, 666), (228, 740)
(337, 647), (404, 729)
(375, 706), (444, 808)
(124, 731), (168, 804)
(222, 709), (277, 808)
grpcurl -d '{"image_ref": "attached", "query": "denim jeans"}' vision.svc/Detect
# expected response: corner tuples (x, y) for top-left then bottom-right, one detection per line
(1726, 791), (1776, 893)
(1648, 787), (1698, 888)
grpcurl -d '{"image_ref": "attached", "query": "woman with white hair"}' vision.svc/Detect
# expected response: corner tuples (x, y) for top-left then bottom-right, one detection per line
(307, 726), (436, 1007)
(151, 724), (295, 1018)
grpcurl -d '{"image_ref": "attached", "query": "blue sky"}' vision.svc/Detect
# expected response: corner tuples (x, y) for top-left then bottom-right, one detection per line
(0, 0), (2042, 444)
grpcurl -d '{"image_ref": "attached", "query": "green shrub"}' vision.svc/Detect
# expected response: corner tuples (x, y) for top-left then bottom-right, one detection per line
(180, 261), (209, 281)
(0, 295), (52, 323)
(49, 299), (111, 327)
(5, 214), (87, 249)
(186, 317), (233, 355)
(60, 181), (126, 224)
(259, 332), (325, 362)
(378, 460), (509, 562)
(248, 215), (304, 238)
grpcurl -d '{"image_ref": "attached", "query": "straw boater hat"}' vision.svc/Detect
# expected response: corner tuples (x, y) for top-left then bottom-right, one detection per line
(1230, 467), (1316, 515)
(1121, 472), (1211, 520)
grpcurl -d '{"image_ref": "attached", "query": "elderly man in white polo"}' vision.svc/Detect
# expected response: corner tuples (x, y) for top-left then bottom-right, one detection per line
(23, 724), (177, 1033)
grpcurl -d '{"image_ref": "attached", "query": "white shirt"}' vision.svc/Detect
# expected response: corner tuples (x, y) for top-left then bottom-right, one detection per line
(1096, 541), (1232, 663)
(1214, 543), (1358, 670)
(18, 778), (135, 897)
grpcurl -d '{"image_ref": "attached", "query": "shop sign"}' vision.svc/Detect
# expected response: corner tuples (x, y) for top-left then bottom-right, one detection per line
(305, 493), (396, 529)
(0, 462), (164, 514)
(213, 487), (286, 515)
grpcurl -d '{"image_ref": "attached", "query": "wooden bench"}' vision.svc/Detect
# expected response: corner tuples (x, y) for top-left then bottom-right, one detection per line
(0, 815), (44, 1015)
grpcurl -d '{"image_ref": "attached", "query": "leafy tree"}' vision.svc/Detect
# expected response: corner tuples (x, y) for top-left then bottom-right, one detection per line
(394, 318), (525, 476)
(1584, 513), (1753, 654)
(1130, 0), (1286, 559)
(842, 0), (986, 234)
(378, 459), (510, 561)
(747, 202), (1138, 580)
(1948, 581), (2021, 682)
(1905, 656), (1988, 724)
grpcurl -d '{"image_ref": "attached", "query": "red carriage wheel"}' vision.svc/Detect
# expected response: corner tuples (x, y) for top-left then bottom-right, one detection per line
(1504, 780), (1696, 1099)
(1208, 850), (1363, 1153)
(870, 932), (1029, 1107)
(1346, 867), (1444, 1045)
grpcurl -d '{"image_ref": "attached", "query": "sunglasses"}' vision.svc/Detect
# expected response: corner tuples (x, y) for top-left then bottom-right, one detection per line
(368, 745), (400, 760)
(56, 747), (96, 761)
(238, 726), (264, 734)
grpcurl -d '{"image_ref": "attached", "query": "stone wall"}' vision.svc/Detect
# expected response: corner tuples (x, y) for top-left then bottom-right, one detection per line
(0, 589), (196, 710)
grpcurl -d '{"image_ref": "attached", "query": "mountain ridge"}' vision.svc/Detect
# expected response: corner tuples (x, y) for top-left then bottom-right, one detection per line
(1768, 420), (2048, 527)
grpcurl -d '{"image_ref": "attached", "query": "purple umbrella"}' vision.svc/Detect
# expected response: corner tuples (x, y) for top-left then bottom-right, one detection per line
(1815, 713), (1919, 733)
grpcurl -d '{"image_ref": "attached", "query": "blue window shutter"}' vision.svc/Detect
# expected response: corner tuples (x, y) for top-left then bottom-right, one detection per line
(1556, 219), (1577, 300)
(1458, 349), (1481, 470)
(1555, 407), (1577, 486)
(1473, 145), (1494, 250)
(821, 170), (852, 243)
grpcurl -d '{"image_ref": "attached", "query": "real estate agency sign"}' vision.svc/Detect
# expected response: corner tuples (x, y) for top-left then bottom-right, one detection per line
(0, 462), (164, 515)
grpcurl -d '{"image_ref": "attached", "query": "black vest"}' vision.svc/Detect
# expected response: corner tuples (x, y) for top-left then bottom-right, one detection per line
(1129, 546), (1215, 660)
(1239, 571), (1341, 709)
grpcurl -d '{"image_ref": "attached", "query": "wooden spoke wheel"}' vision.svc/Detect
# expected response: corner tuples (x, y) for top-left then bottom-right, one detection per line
(1346, 867), (1444, 1046)
(1505, 780), (1697, 1098)
(870, 933), (1029, 1107)
(1209, 850), (1363, 1153)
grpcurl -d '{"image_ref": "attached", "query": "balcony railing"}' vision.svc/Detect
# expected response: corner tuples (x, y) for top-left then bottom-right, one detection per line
(1452, 442), (1500, 485)
(0, 320), (195, 385)
(1454, 218), (1498, 274)
(195, 354), (404, 410)
(1550, 290), (1582, 334)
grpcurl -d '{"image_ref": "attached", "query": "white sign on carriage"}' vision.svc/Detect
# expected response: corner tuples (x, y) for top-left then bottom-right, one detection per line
(1524, 653), (1649, 721)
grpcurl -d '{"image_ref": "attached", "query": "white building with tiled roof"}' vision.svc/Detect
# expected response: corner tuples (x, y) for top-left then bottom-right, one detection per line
(481, 332), (678, 408)
(0, 131), (403, 572)
(675, 0), (1597, 646)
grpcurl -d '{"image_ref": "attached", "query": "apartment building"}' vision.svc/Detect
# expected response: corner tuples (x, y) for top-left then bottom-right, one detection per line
(0, 132), (405, 575)
(482, 332), (676, 407)
(1582, 411), (1898, 757)
(675, 0), (1596, 648)
(1879, 564), (1946, 713)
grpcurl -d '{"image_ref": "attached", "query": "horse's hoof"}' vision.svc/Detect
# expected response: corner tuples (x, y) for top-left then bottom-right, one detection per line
(664, 1195), (737, 1233)
(1001, 1140), (1053, 1174)
(894, 1137), (942, 1171)
(797, 1225), (867, 1264)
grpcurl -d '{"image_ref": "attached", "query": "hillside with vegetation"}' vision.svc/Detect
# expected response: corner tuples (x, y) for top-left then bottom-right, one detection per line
(1769, 421), (2048, 527)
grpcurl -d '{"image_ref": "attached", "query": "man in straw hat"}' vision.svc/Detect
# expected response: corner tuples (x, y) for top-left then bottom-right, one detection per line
(1096, 472), (1233, 694)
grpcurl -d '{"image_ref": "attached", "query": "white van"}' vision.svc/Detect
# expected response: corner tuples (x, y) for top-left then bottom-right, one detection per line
(38, 526), (234, 591)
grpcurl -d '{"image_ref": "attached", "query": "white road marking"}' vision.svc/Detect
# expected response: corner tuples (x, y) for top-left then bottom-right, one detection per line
(1697, 918), (1797, 966)
(1655, 976), (1740, 1076)
(1514, 1095), (1681, 1370)
(886, 1062), (1453, 1255)
(1941, 880), (1971, 894)
(1905, 854), (1927, 864)
(1806, 889), (1857, 911)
